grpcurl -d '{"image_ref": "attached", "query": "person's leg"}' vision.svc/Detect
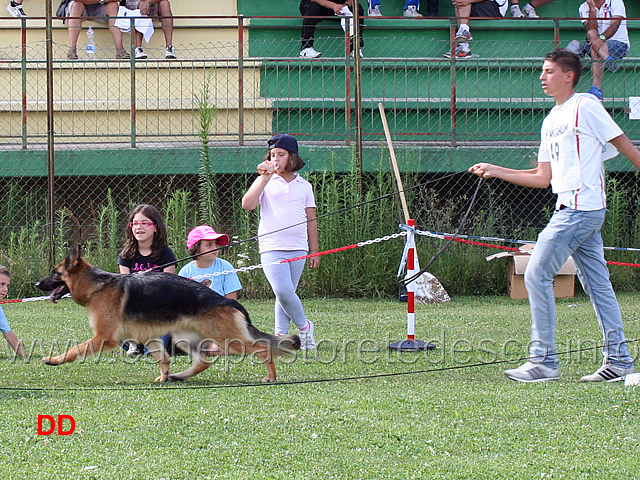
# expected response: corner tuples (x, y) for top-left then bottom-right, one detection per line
(523, 212), (577, 369)
(261, 251), (310, 334)
(154, 0), (174, 48)
(529, 0), (553, 8)
(604, 40), (628, 72)
(570, 211), (634, 368)
(67, 2), (87, 54)
(585, 29), (608, 89)
(103, 2), (126, 52)
(300, 0), (328, 50)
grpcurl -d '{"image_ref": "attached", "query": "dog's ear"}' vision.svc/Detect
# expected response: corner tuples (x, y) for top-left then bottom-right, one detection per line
(65, 244), (82, 269)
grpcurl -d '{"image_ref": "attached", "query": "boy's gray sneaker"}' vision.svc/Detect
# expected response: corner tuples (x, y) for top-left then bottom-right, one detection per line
(504, 362), (559, 383)
(580, 364), (635, 382)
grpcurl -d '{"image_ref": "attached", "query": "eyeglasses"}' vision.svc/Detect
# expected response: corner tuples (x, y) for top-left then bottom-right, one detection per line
(129, 221), (155, 228)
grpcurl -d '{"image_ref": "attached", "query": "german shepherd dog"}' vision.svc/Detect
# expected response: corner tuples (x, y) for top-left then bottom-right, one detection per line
(36, 244), (300, 383)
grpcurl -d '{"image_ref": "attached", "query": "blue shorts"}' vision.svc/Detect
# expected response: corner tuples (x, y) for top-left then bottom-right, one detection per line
(583, 39), (629, 72)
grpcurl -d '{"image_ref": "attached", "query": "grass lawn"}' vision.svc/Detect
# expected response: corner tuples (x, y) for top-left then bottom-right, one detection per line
(1, 294), (639, 479)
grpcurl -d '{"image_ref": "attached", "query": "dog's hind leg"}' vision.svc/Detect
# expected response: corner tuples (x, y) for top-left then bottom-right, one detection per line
(244, 339), (277, 383)
(167, 352), (211, 382)
(42, 336), (118, 365)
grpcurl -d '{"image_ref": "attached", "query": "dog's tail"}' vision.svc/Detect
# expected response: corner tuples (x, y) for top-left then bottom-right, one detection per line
(249, 326), (301, 357)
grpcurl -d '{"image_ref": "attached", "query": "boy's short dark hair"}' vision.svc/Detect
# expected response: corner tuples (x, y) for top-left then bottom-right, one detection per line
(544, 49), (582, 87)
(0, 266), (10, 278)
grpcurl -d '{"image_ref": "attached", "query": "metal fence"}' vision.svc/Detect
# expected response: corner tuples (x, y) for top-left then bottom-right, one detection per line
(1, 15), (639, 296)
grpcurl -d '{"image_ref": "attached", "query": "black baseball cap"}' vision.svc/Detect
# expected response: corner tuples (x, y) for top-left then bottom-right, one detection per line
(267, 134), (298, 153)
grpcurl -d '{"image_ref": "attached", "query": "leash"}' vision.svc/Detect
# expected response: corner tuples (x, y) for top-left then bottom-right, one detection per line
(2, 337), (637, 392)
(400, 177), (484, 286)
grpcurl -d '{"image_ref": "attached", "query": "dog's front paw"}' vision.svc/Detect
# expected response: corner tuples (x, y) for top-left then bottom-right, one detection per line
(262, 375), (276, 383)
(154, 374), (169, 382)
(42, 356), (62, 366)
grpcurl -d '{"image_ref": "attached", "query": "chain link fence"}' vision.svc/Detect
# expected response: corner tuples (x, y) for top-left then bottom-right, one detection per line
(1, 16), (639, 298)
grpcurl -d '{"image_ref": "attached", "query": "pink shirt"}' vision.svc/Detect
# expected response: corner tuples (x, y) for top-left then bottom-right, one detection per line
(258, 173), (316, 253)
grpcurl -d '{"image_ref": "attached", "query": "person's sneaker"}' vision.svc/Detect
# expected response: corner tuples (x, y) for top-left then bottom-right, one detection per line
(126, 342), (142, 356)
(510, 4), (524, 17)
(116, 48), (130, 60)
(299, 321), (316, 351)
(455, 26), (472, 44)
(504, 362), (559, 383)
(6, 1), (27, 17)
(587, 85), (603, 101)
(566, 40), (583, 56)
(350, 48), (364, 59)
(66, 48), (78, 60)
(522, 3), (538, 18)
(580, 364), (635, 382)
(368, 5), (382, 16)
(443, 44), (473, 59)
(403, 5), (422, 17)
(300, 46), (322, 58)
(134, 47), (148, 60)
(165, 46), (177, 59)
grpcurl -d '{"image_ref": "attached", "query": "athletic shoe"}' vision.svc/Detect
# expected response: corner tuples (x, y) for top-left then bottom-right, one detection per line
(126, 342), (142, 356)
(299, 321), (316, 351)
(350, 49), (364, 59)
(587, 85), (603, 101)
(165, 46), (177, 59)
(504, 362), (559, 383)
(300, 46), (322, 58)
(7, 2), (27, 17)
(443, 44), (473, 59)
(510, 4), (524, 17)
(580, 364), (635, 382)
(522, 3), (538, 18)
(566, 40), (584, 57)
(368, 5), (382, 16)
(135, 47), (148, 60)
(403, 5), (422, 17)
(455, 26), (472, 44)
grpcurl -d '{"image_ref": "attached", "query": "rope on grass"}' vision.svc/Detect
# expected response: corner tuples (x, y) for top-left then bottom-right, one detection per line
(0, 294), (71, 305)
(1, 337), (638, 392)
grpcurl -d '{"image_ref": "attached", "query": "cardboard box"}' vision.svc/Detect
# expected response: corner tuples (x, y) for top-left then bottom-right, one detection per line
(487, 249), (576, 300)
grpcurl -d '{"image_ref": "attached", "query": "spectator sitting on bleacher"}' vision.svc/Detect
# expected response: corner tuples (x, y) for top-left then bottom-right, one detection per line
(299, 0), (365, 59)
(444, 0), (507, 59)
(368, 0), (436, 17)
(6, 0), (27, 17)
(120, 0), (176, 60)
(508, 0), (553, 18)
(566, 0), (629, 101)
(64, 0), (130, 59)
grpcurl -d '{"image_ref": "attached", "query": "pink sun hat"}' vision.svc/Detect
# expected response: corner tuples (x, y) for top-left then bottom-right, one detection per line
(187, 225), (230, 249)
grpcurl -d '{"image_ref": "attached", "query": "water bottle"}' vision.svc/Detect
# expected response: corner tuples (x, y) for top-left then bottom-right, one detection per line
(85, 26), (96, 59)
(256, 161), (277, 175)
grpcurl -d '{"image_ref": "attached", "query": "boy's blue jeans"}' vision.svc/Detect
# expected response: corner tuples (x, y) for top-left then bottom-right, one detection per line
(524, 207), (634, 369)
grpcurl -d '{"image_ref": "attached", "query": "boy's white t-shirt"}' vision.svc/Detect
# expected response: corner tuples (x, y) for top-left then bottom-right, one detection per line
(257, 173), (316, 254)
(579, 0), (629, 46)
(538, 93), (623, 210)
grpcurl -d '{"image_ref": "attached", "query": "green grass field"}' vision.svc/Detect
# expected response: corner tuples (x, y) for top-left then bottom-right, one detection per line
(1, 295), (639, 479)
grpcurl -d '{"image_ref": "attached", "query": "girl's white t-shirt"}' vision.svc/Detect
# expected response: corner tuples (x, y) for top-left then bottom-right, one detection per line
(258, 173), (316, 254)
(538, 93), (622, 210)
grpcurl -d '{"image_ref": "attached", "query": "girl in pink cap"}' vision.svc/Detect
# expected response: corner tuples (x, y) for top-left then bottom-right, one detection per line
(178, 225), (242, 300)
(242, 134), (318, 350)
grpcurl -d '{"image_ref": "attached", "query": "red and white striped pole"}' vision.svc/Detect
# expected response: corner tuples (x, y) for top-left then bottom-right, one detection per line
(388, 219), (435, 352)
